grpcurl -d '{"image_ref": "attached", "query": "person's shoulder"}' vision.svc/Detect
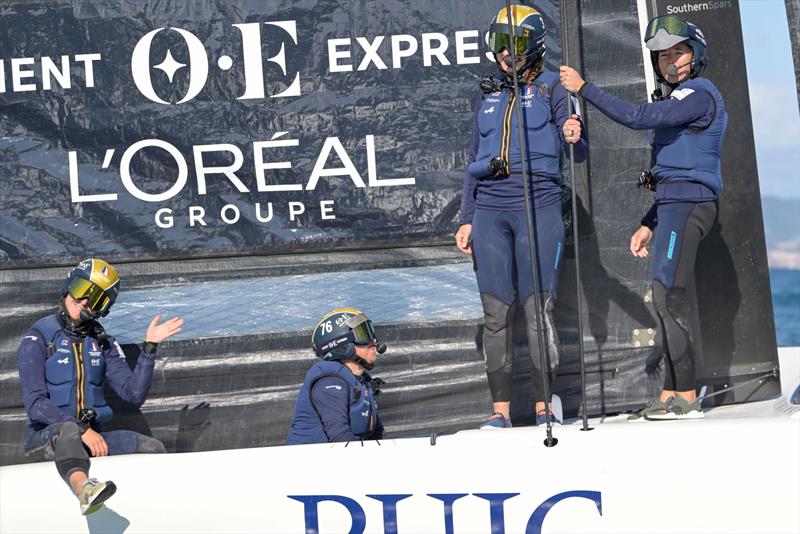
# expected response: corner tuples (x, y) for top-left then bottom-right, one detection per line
(680, 77), (718, 93)
(671, 79), (714, 102)
(311, 374), (351, 395)
(22, 314), (59, 341)
(536, 70), (559, 85)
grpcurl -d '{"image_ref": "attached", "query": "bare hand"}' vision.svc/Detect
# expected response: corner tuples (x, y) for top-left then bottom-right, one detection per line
(455, 224), (472, 254)
(559, 66), (586, 93)
(81, 428), (108, 457)
(145, 314), (184, 344)
(630, 226), (654, 258)
(563, 114), (582, 143)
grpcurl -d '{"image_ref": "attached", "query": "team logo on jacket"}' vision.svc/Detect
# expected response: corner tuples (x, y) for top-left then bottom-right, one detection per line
(484, 106), (495, 114)
(91, 358), (101, 366)
(61, 339), (69, 346)
(57, 357), (69, 365)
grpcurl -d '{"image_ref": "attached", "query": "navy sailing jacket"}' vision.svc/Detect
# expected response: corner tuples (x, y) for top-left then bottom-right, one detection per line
(579, 77), (727, 227)
(287, 360), (382, 445)
(17, 313), (156, 431)
(460, 70), (588, 223)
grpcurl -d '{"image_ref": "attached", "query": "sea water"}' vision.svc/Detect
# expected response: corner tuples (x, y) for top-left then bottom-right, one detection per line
(770, 268), (800, 347)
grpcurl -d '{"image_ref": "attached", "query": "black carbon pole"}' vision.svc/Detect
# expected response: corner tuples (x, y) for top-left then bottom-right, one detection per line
(503, 0), (557, 448)
(560, 0), (592, 433)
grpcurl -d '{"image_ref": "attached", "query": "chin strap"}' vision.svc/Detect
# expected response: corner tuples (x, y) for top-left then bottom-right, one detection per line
(351, 356), (374, 371)
(57, 300), (108, 343)
(349, 341), (387, 371)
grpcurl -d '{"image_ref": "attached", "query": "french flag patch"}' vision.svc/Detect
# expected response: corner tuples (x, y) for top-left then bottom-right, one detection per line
(101, 266), (110, 276)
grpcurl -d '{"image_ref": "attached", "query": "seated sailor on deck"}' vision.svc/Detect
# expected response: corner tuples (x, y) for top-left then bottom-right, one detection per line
(287, 308), (386, 445)
(17, 258), (183, 515)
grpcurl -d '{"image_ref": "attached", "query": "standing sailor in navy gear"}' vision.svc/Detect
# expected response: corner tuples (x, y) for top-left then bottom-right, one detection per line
(17, 258), (184, 515)
(455, 4), (587, 428)
(560, 15), (727, 420)
(287, 308), (385, 445)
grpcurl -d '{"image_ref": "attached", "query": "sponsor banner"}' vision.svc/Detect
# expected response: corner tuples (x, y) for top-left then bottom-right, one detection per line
(0, 0), (560, 265)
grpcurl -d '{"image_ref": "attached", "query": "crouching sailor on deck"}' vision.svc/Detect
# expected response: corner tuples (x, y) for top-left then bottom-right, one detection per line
(17, 258), (184, 515)
(287, 308), (386, 445)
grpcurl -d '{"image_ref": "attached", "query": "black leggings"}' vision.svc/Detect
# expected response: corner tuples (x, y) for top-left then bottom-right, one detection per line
(25, 422), (166, 483)
(650, 201), (717, 391)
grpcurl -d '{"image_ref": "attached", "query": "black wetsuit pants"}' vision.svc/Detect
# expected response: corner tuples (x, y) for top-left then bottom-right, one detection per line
(471, 204), (564, 403)
(25, 422), (166, 483)
(651, 200), (717, 392)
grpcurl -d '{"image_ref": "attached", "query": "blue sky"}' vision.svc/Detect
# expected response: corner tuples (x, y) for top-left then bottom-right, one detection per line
(740, 0), (800, 199)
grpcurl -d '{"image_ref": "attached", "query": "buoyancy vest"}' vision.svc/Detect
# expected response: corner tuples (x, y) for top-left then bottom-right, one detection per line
(468, 71), (562, 180)
(286, 360), (379, 445)
(30, 315), (113, 425)
(652, 77), (727, 194)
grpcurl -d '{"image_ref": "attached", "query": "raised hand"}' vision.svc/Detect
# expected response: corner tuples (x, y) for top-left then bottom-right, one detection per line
(145, 314), (184, 344)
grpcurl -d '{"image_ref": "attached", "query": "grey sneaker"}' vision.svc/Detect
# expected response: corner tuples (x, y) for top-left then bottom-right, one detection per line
(627, 397), (672, 421)
(646, 397), (704, 420)
(79, 478), (117, 515)
(480, 412), (512, 429)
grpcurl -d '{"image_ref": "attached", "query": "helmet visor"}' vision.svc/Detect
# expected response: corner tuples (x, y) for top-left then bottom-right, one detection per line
(644, 16), (690, 51)
(67, 277), (116, 313)
(489, 29), (528, 56)
(347, 314), (376, 345)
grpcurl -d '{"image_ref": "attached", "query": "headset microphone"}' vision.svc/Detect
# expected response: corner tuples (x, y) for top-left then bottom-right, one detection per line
(665, 59), (695, 77)
(376, 342), (387, 354)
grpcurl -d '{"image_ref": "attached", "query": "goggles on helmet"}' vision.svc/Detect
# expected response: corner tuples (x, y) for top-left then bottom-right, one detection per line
(644, 15), (703, 52)
(489, 28), (529, 56)
(644, 15), (689, 42)
(66, 277), (117, 314)
(345, 313), (377, 346)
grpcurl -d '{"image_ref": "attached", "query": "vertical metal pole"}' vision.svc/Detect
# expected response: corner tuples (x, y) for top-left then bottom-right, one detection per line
(560, 0), (593, 432)
(503, 0), (557, 447)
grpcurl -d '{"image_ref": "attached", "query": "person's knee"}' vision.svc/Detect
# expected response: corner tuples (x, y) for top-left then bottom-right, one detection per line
(654, 281), (690, 329)
(522, 292), (555, 330)
(52, 421), (82, 442)
(665, 287), (689, 320)
(523, 292), (560, 367)
(480, 293), (514, 374)
(481, 293), (512, 333)
(136, 435), (167, 454)
(652, 280), (668, 316)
